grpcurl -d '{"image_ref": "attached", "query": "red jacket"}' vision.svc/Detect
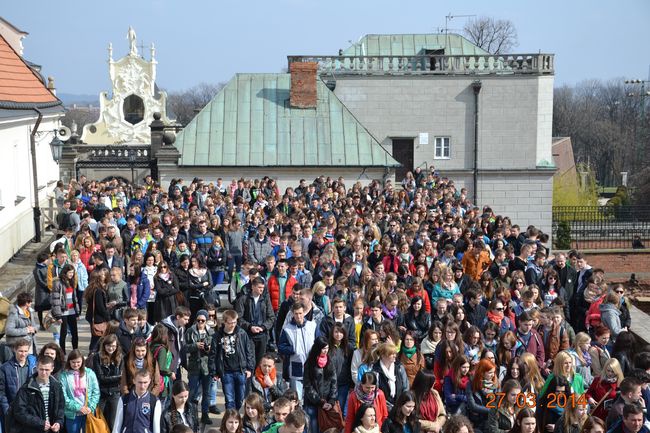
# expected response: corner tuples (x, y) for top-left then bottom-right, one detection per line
(586, 377), (618, 421)
(345, 388), (389, 433)
(382, 255), (400, 274)
(267, 273), (297, 311)
(406, 287), (432, 313)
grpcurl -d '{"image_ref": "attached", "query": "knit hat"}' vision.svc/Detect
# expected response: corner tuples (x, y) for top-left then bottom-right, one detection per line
(196, 309), (209, 320)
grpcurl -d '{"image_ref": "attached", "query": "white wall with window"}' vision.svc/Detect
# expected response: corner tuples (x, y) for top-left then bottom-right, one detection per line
(434, 136), (450, 159)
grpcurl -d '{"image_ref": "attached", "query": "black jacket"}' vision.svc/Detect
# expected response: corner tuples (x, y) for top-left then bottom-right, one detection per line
(318, 315), (357, 350)
(466, 303), (487, 328)
(402, 309), (431, 343)
(381, 417), (421, 433)
(303, 364), (337, 407)
(466, 382), (490, 429)
(372, 360), (409, 410)
(90, 353), (123, 398)
(174, 267), (192, 295)
(209, 326), (255, 378)
(85, 288), (110, 324)
(234, 292), (276, 336)
(152, 274), (179, 324)
(161, 401), (199, 433)
(6, 376), (65, 433)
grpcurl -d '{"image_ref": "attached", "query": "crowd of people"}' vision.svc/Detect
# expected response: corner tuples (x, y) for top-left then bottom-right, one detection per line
(0, 170), (645, 433)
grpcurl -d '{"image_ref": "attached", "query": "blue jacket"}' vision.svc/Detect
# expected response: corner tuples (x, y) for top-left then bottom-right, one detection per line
(134, 272), (151, 309)
(0, 355), (36, 416)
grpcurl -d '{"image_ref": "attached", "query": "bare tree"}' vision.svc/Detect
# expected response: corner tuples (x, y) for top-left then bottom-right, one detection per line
(61, 108), (100, 135)
(553, 78), (649, 188)
(166, 82), (225, 126)
(463, 16), (518, 54)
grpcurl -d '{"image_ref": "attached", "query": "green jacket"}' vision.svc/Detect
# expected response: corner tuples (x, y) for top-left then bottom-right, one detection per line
(60, 369), (100, 420)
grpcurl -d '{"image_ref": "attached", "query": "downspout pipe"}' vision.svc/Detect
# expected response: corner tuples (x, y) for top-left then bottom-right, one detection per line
(31, 108), (44, 243)
(472, 80), (482, 205)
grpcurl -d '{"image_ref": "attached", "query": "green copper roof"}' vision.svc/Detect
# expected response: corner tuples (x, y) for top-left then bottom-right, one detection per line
(342, 33), (489, 57)
(175, 73), (399, 168)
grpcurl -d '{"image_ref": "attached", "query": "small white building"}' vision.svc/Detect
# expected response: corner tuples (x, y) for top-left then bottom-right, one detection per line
(81, 27), (172, 145)
(0, 19), (64, 266)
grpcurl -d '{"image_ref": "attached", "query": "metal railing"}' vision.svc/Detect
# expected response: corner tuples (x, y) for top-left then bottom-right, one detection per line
(288, 53), (554, 76)
(552, 206), (650, 250)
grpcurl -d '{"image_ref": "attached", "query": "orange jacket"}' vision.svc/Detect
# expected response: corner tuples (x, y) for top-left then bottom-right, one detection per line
(461, 251), (492, 281)
(267, 273), (297, 311)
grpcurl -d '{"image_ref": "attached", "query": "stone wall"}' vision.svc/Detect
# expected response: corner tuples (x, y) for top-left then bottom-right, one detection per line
(583, 250), (650, 282)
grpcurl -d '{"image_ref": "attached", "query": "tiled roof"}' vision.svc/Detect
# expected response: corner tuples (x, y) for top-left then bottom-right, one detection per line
(175, 73), (399, 168)
(0, 33), (58, 105)
(342, 33), (489, 57)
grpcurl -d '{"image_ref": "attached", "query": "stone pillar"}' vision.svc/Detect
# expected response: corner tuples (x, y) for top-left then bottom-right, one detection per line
(154, 131), (180, 185)
(150, 112), (165, 156)
(290, 62), (318, 108)
(59, 145), (78, 183)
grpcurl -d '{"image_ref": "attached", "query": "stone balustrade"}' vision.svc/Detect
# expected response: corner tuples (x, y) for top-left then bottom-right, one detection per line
(287, 53), (554, 76)
(73, 144), (151, 162)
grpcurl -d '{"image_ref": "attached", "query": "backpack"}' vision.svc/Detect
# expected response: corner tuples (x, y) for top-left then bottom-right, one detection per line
(58, 210), (74, 230)
(585, 294), (607, 330)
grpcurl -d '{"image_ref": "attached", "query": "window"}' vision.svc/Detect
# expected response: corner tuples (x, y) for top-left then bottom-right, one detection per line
(123, 94), (145, 125)
(434, 137), (450, 159)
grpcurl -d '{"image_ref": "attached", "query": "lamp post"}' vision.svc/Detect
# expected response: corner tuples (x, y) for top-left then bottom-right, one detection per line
(31, 129), (65, 243)
(129, 149), (136, 184)
(624, 79), (649, 172)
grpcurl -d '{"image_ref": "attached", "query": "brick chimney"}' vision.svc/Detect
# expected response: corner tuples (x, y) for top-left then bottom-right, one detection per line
(290, 62), (318, 109)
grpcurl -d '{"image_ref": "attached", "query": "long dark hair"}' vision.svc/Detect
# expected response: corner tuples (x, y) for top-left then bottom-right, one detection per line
(511, 407), (538, 433)
(328, 323), (351, 357)
(410, 370), (436, 406)
(389, 390), (418, 430)
(220, 409), (243, 433)
(304, 336), (333, 383)
(98, 334), (123, 366)
(150, 324), (170, 349)
(170, 381), (190, 427)
(60, 263), (76, 286)
(65, 349), (86, 376)
(351, 404), (376, 431)
(39, 342), (65, 374)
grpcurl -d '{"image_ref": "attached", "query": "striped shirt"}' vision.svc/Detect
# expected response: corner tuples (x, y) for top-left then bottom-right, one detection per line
(38, 381), (50, 422)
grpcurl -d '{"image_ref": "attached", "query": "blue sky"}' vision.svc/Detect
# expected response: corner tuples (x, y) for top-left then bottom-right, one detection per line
(3, 0), (649, 95)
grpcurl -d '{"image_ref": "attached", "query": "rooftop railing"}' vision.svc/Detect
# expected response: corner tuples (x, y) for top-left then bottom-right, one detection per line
(288, 53), (554, 76)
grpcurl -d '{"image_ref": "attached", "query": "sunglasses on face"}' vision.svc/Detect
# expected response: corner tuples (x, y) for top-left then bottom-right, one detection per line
(196, 319), (206, 323)
(495, 307), (504, 311)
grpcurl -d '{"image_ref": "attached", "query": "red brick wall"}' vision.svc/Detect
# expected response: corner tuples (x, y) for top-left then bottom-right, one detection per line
(583, 251), (650, 282)
(290, 62), (318, 109)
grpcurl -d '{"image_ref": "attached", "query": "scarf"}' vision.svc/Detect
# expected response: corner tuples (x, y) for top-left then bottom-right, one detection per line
(402, 346), (417, 359)
(135, 357), (144, 370)
(483, 379), (497, 392)
(380, 361), (397, 397)
(582, 349), (592, 367)
(190, 268), (207, 278)
(382, 304), (397, 320)
(159, 272), (170, 282)
(354, 382), (378, 405)
(419, 390), (440, 421)
(354, 426), (380, 433)
(22, 307), (30, 318)
(317, 354), (328, 368)
(73, 370), (86, 398)
(487, 310), (504, 324)
(255, 365), (276, 389)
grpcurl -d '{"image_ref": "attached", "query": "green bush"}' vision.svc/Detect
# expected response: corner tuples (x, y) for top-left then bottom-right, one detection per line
(554, 220), (572, 250)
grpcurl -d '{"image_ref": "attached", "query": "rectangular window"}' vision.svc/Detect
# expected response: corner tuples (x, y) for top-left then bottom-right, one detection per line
(434, 137), (450, 159)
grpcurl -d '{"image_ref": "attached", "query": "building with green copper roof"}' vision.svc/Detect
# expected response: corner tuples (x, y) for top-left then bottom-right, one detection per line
(342, 33), (489, 57)
(174, 73), (398, 168)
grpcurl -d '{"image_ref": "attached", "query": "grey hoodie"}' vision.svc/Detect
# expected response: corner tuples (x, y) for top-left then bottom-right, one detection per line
(599, 303), (622, 340)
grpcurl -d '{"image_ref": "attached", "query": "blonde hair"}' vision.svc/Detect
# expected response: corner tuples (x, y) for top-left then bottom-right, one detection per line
(519, 352), (545, 392)
(601, 358), (624, 385)
(376, 342), (399, 359)
(552, 351), (575, 378)
(572, 332), (591, 365)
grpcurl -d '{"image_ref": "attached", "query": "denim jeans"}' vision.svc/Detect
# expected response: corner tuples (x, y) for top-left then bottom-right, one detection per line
(65, 414), (86, 433)
(209, 378), (218, 405)
(211, 271), (225, 285)
(337, 385), (350, 417)
(221, 371), (246, 410)
(304, 404), (319, 433)
(189, 373), (212, 413)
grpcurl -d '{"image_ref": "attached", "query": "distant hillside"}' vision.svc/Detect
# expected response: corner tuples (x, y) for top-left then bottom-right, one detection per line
(58, 93), (99, 107)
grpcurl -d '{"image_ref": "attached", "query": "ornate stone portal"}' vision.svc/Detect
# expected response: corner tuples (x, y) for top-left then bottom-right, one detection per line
(81, 27), (172, 144)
